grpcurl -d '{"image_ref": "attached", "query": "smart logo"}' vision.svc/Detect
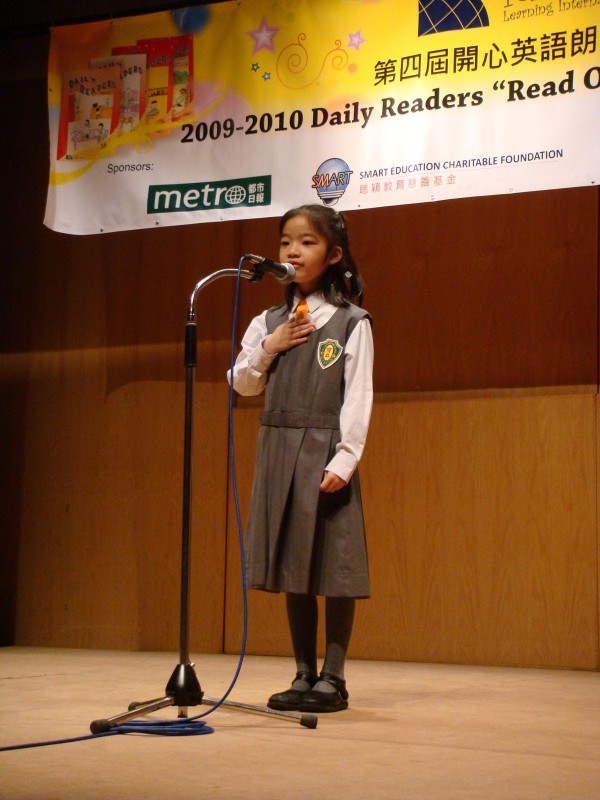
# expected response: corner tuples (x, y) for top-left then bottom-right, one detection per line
(311, 158), (353, 206)
(147, 175), (271, 213)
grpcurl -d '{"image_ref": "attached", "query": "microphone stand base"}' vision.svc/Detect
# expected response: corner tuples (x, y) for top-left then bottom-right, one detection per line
(89, 661), (317, 732)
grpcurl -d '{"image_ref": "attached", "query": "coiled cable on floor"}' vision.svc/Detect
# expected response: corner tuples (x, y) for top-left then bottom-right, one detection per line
(0, 719), (214, 751)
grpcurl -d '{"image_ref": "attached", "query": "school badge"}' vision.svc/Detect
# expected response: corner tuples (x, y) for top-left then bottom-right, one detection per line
(318, 338), (343, 369)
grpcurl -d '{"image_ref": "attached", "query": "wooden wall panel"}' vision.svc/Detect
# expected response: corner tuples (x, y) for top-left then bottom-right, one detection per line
(99, 223), (242, 354)
(345, 189), (598, 393)
(225, 392), (599, 669)
(358, 392), (598, 668)
(13, 342), (229, 652)
(5, 221), (242, 367)
(6, 218), (238, 652)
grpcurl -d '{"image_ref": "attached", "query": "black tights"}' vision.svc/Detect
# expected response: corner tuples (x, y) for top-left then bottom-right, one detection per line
(285, 592), (355, 679)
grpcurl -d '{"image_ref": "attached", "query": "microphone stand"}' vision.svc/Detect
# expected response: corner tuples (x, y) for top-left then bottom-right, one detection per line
(90, 262), (317, 733)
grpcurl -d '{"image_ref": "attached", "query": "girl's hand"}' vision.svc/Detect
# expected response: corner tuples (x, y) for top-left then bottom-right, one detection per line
(320, 471), (347, 493)
(262, 319), (315, 355)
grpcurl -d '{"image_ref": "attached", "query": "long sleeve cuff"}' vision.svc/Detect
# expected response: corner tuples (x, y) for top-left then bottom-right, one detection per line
(252, 340), (277, 371)
(325, 449), (358, 484)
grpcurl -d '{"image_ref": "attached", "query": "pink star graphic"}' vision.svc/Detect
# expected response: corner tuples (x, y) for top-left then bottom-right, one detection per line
(247, 17), (280, 53)
(348, 30), (365, 51)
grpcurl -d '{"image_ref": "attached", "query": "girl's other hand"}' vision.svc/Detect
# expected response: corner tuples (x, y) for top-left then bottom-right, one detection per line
(263, 319), (315, 355)
(320, 471), (347, 493)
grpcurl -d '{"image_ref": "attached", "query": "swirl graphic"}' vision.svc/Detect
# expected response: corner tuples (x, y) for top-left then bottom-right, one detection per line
(276, 34), (349, 90)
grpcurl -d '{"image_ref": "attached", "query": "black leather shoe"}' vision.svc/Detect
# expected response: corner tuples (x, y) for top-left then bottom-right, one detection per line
(267, 671), (318, 711)
(298, 672), (349, 713)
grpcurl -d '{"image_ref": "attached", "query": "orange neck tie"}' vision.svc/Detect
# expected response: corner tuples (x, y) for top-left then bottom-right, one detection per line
(295, 297), (309, 323)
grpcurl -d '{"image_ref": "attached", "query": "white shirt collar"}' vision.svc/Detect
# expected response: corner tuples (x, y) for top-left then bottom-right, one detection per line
(294, 291), (325, 313)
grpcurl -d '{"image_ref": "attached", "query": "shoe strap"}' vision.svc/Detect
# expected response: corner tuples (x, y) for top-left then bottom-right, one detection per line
(319, 671), (349, 699)
(295, 670), (318, 685)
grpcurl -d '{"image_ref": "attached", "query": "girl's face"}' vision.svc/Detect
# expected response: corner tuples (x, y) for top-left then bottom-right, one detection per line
(279, 214), (342, 295)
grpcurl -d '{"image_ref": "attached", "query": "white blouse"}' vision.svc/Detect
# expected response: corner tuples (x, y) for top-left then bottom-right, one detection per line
(228, 292), (374, 483)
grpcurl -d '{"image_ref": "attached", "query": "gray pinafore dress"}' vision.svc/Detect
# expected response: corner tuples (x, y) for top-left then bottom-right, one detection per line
(244, 302), (371, 598)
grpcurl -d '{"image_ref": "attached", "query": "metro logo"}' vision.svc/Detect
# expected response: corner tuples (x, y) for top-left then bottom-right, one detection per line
(147, 176), (271, 213)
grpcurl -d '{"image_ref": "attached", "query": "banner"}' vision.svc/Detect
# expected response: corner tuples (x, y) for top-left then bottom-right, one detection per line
(45, 0), (599, 235)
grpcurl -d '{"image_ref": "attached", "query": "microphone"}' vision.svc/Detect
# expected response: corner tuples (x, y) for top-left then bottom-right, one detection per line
(243, 254), (296, 284)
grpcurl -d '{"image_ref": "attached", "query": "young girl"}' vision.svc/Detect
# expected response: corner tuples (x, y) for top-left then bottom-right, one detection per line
(229, 204), (374, 713)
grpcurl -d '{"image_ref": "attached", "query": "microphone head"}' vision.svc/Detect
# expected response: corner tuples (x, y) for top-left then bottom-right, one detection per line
(276, 263), (296, 284)
(242, 254), (295, 283)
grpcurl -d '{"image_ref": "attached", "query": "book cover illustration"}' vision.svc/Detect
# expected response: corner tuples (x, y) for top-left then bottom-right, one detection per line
(56, 66), (121, 160)
(91, 53), (147, 133)
(171, 35), (194, 123)
(136, 35), (194, 126)
(55, 33), (195, 161)
(136, 37), (175, 126)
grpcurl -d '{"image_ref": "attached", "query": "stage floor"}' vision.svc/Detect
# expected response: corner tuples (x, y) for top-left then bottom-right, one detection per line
(1, 647), (599, 799)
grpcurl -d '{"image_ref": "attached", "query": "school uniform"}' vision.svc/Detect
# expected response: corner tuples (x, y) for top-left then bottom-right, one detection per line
(229, 291), (373, 598)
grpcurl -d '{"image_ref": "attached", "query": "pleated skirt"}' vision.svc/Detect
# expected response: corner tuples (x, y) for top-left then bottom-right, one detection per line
(244, 423), (370, 598)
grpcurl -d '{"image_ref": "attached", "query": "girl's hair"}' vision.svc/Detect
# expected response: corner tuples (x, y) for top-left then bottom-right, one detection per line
(279, 204), (364, 308)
